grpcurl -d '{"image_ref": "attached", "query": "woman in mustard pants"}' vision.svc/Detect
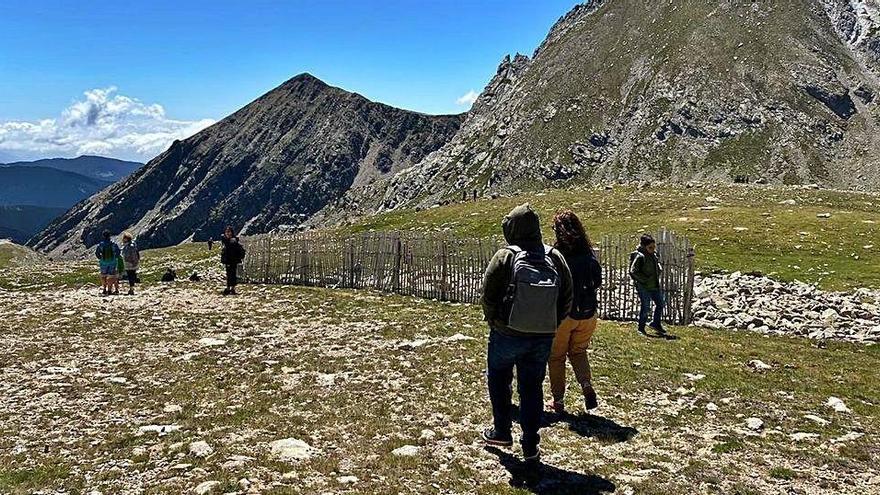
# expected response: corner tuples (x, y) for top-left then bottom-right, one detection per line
(548, 210), (603, 413)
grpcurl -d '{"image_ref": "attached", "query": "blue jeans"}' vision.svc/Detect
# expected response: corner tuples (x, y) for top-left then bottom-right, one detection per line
(637, 286), (665, 331)
(487, 330), (554, 449)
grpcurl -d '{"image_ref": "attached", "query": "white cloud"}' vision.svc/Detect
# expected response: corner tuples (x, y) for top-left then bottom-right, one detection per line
(0, 87), (215, 162)
(456, 90), (479, 106)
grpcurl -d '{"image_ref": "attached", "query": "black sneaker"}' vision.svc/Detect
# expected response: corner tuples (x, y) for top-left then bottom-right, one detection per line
(649, 323), (667, 335)
(583, 385), (598, 410)
(637, 327), (647, 336)
(522, 444), (540, 462)
(482, 428), (513, 447)
(222, 288), (231, 296)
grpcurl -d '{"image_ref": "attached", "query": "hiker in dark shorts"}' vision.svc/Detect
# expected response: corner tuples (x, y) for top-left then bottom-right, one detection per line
(95, 230), (121, 296)
(480, 204), (572, 463)
(120, 232), (141, 295)
(220, 226), (245, 295)
(548, 210), (603, 413)
(630, 234), (665, 335)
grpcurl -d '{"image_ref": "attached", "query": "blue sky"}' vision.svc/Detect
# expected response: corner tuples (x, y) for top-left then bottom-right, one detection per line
(0, 1), (578, 162)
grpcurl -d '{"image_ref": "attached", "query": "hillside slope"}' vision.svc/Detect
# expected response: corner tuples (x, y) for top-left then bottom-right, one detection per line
(30, 74), (462, 256)
(358, 0), (880, 211)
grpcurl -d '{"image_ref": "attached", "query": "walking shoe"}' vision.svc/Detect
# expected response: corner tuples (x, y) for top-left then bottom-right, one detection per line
(522, 444), (540, 463)
(229, 288), (237, 295)
(127, 289), (135, 296)
(481, 428), (513, 447)
(101, 289), (108, 296)
(546, 399), (565, 414)
(112, 289), (119, 296)
(222, 288), (231, 296)
(637, 327), (647, 336)
(583, 384), (598, 410)
(648, 323), (667, 335)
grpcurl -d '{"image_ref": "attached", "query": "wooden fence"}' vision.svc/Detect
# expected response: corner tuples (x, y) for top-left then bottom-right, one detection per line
(240, 229), (695, 325)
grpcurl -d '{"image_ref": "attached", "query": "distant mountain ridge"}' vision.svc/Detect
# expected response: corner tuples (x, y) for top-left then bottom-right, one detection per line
(0, 166), (111, 208)
(0, 155), (142, 182)
(0, 205), (66, 244)
(30, 74), (463, 256)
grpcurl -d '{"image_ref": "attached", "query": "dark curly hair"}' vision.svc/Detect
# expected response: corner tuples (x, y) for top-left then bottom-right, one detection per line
(553, 210), (593, 255)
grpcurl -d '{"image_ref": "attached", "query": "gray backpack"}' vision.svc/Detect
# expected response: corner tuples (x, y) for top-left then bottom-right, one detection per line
(502, 245), (561, 334)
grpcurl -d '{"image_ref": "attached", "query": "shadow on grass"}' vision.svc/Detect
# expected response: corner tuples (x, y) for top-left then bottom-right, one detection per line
(544, 411), (639, 444)
(512, 405), (639, 444)
(485, 446), (616, 494)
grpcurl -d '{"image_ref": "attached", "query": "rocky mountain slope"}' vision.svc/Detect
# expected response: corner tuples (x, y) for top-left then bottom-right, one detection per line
(30, 75), (462, 256)
(352, 0), (880, 212)
(0, 155), (143, 182)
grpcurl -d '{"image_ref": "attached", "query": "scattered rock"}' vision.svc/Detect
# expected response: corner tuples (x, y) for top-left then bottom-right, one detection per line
(189, 440), (214, 458)
(193, 480), (220, 495)
(804, 414), (830, 426)
(198, 337), (227, 347)
(747, 360), (773, 372)
(789, 432), (820, 442)
(826, 397), (851, 413)
(269, 438), (316, 461)
(137, 424), (181, 436)
(392, 445), (420, 457)
(746, 417), (764, 430)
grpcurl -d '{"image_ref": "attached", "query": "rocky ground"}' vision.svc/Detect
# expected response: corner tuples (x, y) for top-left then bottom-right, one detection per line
(693, 272), (880, 344)
(1, 255), (878, 495)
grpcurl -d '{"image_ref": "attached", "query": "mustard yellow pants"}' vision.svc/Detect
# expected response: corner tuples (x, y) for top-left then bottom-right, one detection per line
(548, 315), (598, 401)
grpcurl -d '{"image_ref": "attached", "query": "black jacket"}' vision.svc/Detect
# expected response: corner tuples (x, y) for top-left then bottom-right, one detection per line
(220, 236), (243, 265)
(562, 249), (602, 319)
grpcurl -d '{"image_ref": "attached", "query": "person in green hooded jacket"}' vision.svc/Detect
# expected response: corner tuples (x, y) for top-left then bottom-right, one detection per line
(630, 234), (665, 335)
(479, 203), (572, 463)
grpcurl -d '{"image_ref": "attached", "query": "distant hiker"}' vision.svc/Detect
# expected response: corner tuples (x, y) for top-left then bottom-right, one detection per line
(207, 238), (214, 250)
(189, 271), (201, 282)
(95, 230), (121, 296)
(120, 232), (141, 295)
(473, 189), (478, 201)
(161, 268), (176, 283)
(220, 226), (246, 295)
(480, 204), (572, 463)
(630, 234), (665, 335)
(547, 210), (602, 413)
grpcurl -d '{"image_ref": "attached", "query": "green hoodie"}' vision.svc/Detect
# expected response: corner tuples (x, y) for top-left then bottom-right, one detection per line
(480, 204), (573, 337)
(630, 246), (662, 290)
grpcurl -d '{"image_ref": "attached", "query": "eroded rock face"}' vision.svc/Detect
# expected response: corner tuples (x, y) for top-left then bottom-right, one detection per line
(30, 74), (462, 256)
(353, 0), (880, 213)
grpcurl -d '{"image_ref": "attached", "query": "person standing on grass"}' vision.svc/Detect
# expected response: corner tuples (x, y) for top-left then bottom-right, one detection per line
(630, 234), (666, 335)
(547, 210), (603, 414)
(95, 230), (121, 296)
(120, 232), (141, 296)
(220, 226), (245, 295)
(480, 203), (572, 463)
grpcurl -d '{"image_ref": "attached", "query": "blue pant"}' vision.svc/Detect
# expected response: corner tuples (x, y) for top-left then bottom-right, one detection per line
(637, 286), (665, 331)
(487, 330), (554, 449)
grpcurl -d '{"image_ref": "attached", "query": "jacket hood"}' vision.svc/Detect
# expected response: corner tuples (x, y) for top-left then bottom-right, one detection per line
(502, 203), (542, 249)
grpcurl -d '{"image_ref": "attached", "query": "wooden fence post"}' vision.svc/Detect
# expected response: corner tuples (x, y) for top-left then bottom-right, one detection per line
(440, 240), (449, 301)
(684, 245), (696, 324)
(392, 233), (402, 293)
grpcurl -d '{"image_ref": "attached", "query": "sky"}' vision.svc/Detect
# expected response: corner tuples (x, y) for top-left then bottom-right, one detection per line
(0, 0), (579, 163)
